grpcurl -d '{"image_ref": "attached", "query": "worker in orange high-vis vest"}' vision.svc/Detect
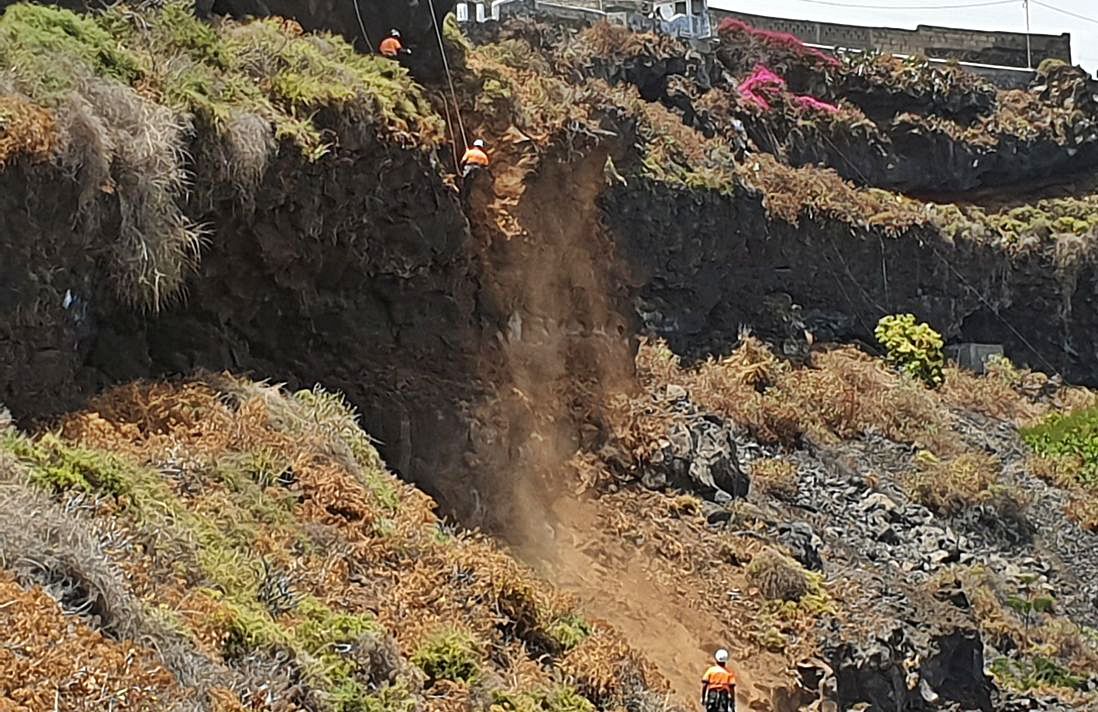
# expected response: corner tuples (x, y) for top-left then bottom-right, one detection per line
(461, 138), (490, 178)
(701, 649), (736, 712)
(379, 29), (408, 58)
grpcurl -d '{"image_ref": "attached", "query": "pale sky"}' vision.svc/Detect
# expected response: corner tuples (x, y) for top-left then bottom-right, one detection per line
(710, 0), (1098, 73)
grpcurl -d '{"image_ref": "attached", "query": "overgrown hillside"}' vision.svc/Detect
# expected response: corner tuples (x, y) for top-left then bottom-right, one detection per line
(2, 1), (1098, 710)
(0, 378), (672, 711)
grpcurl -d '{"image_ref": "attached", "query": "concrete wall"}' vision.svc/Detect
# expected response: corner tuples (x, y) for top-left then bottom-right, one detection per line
(713, 10), (1071, 69)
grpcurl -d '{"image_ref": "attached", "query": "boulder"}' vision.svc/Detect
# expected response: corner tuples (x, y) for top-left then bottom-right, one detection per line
(777, 521), (825, 570)
(640, 410), (749, 501)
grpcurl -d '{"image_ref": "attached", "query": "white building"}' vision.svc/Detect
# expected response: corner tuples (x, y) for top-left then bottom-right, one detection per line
(456, 0), (712, 41)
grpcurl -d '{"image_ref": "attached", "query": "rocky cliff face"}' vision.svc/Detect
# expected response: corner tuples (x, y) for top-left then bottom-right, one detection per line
(603, 179), (1098, 384)
(0, 125), (494, 502)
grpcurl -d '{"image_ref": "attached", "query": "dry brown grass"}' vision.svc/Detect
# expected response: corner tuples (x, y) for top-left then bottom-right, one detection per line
(634, 337), (804, 447)
(2, 377), (663, 708)
(735, 153), (925, 232)
(560, 629), (663, 707)
(783, 349), (949, 447)
(940, 364), (1044, 424)
(746, 548), (810, 602)
(907, 451), (1029, 522)
(629, 339), (949, 451)
(1065, 494), (1097, 532)
(0, 573), (183, 709)
(570, 23), (683, 65)
(0, 93), (56, 165)
(1028, 454), (1083, 490)
(465, 36), (600, 142)
(941, 358), (1098, 426)
(908, 451), (996, 513)
(751, 458), (799, 500)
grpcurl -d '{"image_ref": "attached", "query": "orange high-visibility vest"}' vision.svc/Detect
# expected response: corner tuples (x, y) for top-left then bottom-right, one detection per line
(702, 664), (736, 692)
(462, 147), (490, 167)
(379, 37), (403, 57)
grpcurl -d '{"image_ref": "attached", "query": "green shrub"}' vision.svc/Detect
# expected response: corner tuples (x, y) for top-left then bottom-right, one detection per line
(0, 3), (143, 96)
(545, 613), (591, 652)
(492, 685), (595, 712)
(1, 431), (132, 496)
(412, 628), (482, 685)
(292, 597), (381, 707)
(990, 655), (1087, 692)
(875, 314), (945, 387)
(1022, 407), (1098, 488)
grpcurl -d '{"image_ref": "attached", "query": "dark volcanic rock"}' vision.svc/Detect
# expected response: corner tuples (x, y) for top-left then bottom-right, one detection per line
(828, 622), (992, 712)
(775, 521), (824, 571)
(0, 128), (486, 514)
(604, 178), (1098, 386)
(640, 408), (750, 502)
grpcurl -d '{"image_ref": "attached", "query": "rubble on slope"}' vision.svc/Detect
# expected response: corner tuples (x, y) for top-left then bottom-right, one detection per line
(572, 337), (1098, 709)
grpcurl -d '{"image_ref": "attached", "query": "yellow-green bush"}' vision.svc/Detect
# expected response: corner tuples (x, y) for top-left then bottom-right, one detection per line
(875, 314), (945, 387)
(412, 627), (482, 685)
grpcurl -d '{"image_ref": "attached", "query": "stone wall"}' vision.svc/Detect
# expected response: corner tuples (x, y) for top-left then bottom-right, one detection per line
(713, 9), (1071, 69)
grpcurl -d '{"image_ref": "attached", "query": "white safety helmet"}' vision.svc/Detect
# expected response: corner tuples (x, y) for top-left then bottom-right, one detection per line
(390, 28), (401, 38)
(715, 649), (729, 664)
(473, 139), (485, 148)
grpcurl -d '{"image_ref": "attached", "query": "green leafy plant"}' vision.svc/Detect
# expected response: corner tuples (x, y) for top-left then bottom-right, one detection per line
(875, 314), (945, 387)
(1022, 406), (1098, 488)
(544, 613), (591, 652)
(1004, 574), (1056, 644)
(412, 627), (482, 685)
(2, 431), (132, 497)
(990, 655), (1086, 692)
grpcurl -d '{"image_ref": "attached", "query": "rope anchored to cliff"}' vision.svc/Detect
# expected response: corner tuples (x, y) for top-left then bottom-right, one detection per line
(351, 0), (374, 53)
(425, 0), (469, 149)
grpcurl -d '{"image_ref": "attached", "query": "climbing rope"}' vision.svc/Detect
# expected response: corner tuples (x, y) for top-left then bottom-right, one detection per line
(441, 94), (462, 173)
(351, 0), (375, 53)
(425, 0), (470, 149)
